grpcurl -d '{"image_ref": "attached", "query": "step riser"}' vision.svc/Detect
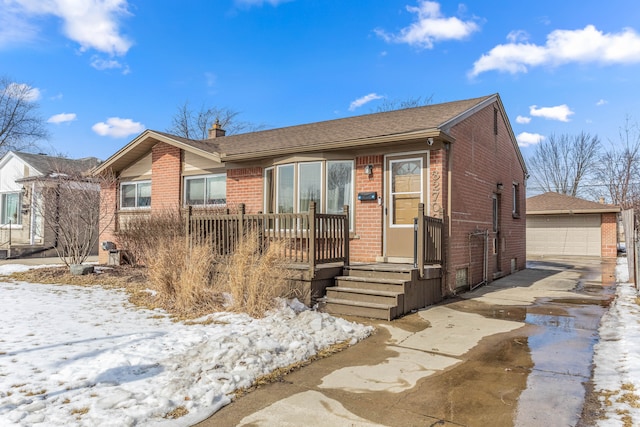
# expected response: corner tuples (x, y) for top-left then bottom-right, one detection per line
(324, 303), (394, 321)
(335, 279), (407, 293)
(344, 269), (414, 281)
(326, 289), (402, 306)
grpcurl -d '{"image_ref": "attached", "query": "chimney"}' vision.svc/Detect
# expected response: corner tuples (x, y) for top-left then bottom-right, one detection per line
(208, 119), (226, 138)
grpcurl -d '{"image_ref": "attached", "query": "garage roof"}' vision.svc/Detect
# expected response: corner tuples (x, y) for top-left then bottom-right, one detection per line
(527, 192), (621, 215)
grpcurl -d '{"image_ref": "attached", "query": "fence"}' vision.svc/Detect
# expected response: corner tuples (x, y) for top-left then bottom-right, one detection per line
(186, 201), (349, 276)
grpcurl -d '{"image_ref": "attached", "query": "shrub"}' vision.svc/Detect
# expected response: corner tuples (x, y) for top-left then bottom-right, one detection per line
(145, 235), (223, 316)
(220, 233), (301, 318)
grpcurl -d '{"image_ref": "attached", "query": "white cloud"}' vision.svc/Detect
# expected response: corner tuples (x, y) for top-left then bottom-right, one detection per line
(529, 104), (574, 122)
(4, 82), (41, 101)
(0, 2), (38, 47)
(349, 93), (384, 111)
(3, 0), (132, 56)
(92, 117), (144, 138)
(375, 1), (479, 49)
(516, 115), (531, 124)
(91, 57), (122, 70)
(47, 113), (77, 124)
(506, 30), (529, 43)
(596, 99), (608, 106)
(470, 25), (640, 76)
(517, 132), (545, 147)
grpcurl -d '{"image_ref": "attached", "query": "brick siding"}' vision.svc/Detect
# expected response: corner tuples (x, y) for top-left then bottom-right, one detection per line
(227, 167), (263, 213)
(352, 155), (384, 262)
(601, 212), (618, 258)
(151, 143), (181, 211)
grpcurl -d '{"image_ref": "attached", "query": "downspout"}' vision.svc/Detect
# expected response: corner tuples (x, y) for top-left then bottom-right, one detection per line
(446, 141), (453, 295)
(29, 182), (35, 245)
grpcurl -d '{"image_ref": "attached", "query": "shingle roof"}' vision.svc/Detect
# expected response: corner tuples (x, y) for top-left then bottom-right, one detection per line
(13, 152), (101, 177)
(213, 95), (495, 159)
(527, 192), (620, 214)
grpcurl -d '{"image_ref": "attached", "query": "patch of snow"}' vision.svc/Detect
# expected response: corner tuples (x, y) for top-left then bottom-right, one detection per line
(0, 267), (373, 426)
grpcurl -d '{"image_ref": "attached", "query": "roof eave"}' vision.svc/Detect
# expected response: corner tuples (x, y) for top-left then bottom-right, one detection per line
(221, 129), (453, 162)
(92, 130), (221, 176)
(527, 208), (621, 215)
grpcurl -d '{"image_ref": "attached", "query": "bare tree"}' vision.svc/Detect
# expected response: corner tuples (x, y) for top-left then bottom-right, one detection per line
(528, 132), (601, 197)
(373, 95), (433, 113)
(167, 101), (265, 139)
(0, 76), (48, 153)
(34, 171), (116, 266)
(594, 116), (640, 209)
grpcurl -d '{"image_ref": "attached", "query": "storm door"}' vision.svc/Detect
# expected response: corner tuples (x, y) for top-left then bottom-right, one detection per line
(384, 153), (428, 259)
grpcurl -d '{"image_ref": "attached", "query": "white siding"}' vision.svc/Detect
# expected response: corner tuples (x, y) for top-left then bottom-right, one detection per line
(121, 153), (152, 180)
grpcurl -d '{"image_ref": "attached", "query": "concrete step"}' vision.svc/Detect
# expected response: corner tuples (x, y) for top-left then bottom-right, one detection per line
(323, 297), (397, 321)
(334, 275), (408, 292)
(326, 286), (404, 307)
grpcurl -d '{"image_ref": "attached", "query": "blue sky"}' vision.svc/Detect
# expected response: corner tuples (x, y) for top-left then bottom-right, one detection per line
(2, 0), (640, 162)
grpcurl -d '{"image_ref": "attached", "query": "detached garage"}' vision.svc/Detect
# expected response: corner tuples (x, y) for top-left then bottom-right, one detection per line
(526, 192), (620, 258)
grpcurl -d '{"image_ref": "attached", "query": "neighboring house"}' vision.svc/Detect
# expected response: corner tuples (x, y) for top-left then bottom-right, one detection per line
(526, 192), (620, 258)
(95, 93), (527, 316)
(0, 151), (101, 258)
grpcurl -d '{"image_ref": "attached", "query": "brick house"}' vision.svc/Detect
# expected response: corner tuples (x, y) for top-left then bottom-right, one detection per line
(526, 192), (620, 258)
(94, 93), (527, 317)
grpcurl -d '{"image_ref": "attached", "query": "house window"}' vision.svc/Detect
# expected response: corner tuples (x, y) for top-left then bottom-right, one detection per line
(326, 160), (353, 215)
(493, 108), (498, 135)
(264, 160), (354, 226)
(184, 174), (226, 206)
(1, 192), (21, 225)
(492, 194), (499, 232)
(512, 183), (520, 218)
(120, 181), (151, 209)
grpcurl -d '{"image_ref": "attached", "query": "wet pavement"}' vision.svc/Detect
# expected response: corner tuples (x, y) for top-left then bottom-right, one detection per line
(196, 257), (617, 427)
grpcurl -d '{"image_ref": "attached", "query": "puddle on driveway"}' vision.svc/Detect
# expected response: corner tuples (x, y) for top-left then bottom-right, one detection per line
(400, 260), (615, 427)
(514, 302), (608, 426)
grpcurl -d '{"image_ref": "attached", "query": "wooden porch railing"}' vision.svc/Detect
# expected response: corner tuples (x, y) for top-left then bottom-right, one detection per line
(185, 201), (349, 276)
(415, 203), (444, 275)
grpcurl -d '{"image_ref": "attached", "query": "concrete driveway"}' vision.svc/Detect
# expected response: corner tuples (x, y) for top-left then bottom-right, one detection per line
(196, 257), (616, 427)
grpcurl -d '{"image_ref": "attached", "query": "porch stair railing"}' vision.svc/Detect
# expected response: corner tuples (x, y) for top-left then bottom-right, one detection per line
(185, 201), (349, 277)
(414, 203), (444, 275)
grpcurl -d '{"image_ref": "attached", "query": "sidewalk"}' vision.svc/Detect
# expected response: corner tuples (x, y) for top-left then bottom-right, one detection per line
(0, 256), (99, 266)
(196, 257), (615, 426)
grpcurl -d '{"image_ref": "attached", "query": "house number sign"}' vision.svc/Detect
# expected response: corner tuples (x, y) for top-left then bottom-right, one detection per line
(431, 169), (443, 217)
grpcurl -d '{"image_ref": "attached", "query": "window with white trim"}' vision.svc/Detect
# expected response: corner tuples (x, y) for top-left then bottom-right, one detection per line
(1, 192), (21, 225)
(120, 181), (151, 209)
(264, 160), (354, 227)
(184, 174), (226, 206)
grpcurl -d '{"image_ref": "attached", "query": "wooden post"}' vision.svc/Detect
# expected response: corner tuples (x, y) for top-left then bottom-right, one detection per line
(308, 201), (316, 277)
(343, 204), (350, 267)
(417, 203), (425, 278)
(237, 203), (245, 250)
(185, 205), (192, 250)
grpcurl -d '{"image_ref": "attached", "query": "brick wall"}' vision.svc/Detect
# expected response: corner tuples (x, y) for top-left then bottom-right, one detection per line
(601, 212), (618, 258)
(352, 155), (384, 262)
(227, 167), (263, 213)
(446, 103), (527, 294)
(98, 179), (117, 264)
(151, 142), (181, 212)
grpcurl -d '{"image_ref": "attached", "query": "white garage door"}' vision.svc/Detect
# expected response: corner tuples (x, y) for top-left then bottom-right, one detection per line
(527, 214), (601, 257)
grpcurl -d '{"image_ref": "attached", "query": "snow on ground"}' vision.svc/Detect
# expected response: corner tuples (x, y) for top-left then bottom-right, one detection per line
(592, 257), (640, 426)
(0, 264), (373, 426)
